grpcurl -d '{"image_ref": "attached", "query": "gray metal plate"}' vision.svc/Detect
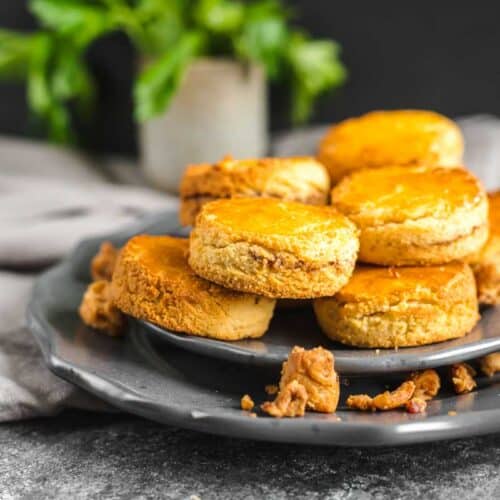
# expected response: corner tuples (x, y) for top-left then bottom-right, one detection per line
(26, 210), (500, 446)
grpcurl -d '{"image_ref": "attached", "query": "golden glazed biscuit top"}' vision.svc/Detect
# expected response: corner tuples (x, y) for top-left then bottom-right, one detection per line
(331, 166), (486, 224)
(180, 156), (329, 197)
(318, 110), (463, 180)
(489, 191), (500, 236)
(335, 263), (474, 305)
(197, 198), (354, 236)
(121, 235), (242, 297)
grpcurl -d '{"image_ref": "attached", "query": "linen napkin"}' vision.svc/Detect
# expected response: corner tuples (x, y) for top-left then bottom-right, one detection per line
(0, 137), (176, 420)
(1, 115), (499, 422)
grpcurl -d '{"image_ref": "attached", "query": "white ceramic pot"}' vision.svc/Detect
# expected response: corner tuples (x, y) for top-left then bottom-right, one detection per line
(139, 58), (268, 193)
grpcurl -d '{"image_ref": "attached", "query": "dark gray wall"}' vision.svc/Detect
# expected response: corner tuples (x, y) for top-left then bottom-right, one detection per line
(1, 1), (500, 154)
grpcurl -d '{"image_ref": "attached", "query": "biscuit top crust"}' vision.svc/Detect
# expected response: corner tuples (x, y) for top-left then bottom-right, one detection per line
(489, 191), (500, 236)
(335, 263), (475, 305)
(180, 156), (330, 198)
(331, 166), (486, 224)
(197, 197), (354, 236)
(120, 234), (244, 298)
(318, 110), (463, 181)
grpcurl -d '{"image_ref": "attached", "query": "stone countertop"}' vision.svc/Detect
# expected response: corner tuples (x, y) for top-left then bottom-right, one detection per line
(1, 411), (499, 499)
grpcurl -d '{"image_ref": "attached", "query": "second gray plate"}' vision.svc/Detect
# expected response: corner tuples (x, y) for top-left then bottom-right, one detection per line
(74, 209), (500, 374)
(143, 305), (500, 374)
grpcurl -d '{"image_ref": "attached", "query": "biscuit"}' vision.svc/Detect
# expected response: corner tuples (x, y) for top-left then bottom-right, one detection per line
(331, 165), (489, 266)
(111, 235), (276, 340)
(79, 280), (124, 336)
(188, 198), (359, 299)
(91, 241), (119, 281)
(472, 191), (500, 304)
(313, 263), (479, 348)
(318, 110), (464, 183)
(179, 156), (330, 225)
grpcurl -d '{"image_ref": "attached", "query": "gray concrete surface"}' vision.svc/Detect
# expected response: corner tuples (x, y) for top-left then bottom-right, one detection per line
(1, 411), (499, 499)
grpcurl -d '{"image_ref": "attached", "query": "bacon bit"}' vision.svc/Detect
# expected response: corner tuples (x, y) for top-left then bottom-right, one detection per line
(451, 363), (477, 394)
(372, 381), (415, 410)
(347, 381), (416, 412)
(240, 394), (255, 411)
(406, 398), (427, 414)
(408, 369), (441, 400)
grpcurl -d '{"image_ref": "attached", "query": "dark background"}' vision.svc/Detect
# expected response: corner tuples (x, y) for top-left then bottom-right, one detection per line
(2, 1), (500, 154)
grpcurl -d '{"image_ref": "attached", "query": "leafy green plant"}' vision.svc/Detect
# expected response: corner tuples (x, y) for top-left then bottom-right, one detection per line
(0, 0), (346, 143)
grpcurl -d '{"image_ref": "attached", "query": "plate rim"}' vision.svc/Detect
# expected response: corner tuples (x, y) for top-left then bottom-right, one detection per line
(142, 317), (500, 374)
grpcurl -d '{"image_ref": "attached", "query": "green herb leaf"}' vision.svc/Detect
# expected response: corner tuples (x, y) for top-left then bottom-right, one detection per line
(194, 0), (244, 35)
(234, 0), (289, 79)
(0, 29), (38, 80)
(27, 33), (54, 117)
(134, 31), (205, 122)
(130, 0), (186, 55)
(30, 0), (112, 48)
(51, 44), (95, 117)
(287, 32), (347, 123)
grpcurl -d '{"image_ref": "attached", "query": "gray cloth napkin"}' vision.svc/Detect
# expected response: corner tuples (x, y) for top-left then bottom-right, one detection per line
(0, 137), (176, 421)
(1, 115), (499, 422)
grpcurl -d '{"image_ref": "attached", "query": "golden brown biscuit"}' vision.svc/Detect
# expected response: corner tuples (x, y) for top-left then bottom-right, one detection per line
(179, 156), (331, 226)
(188, 198), (359, 299)
(318, 110), (463, 183)
(91, 241), (120, 281)
(79, 280), (124, 336)
(331, 165), (489, 266)
(111, 235), (276, 340)
(472, 191), (500, 304)
(313, 263), (479, 348)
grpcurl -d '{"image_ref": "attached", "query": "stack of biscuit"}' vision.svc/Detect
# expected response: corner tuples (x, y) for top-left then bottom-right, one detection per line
(316, 110), (490, 348)
(81, 109), (498, 350)
(111, 157), (359, 340)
